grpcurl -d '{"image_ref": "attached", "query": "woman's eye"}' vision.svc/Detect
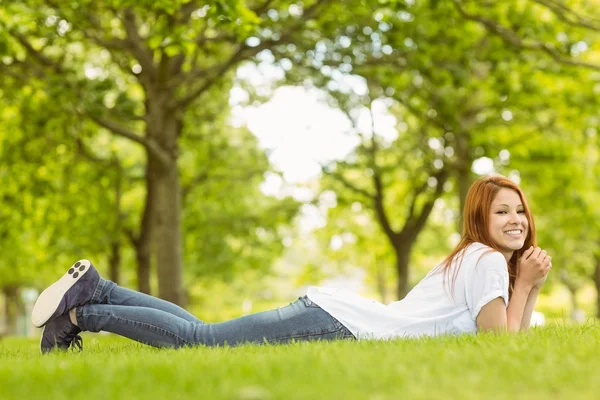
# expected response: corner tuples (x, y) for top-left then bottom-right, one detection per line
(517, 210), (525, 214)
(496, 211), (507, 214)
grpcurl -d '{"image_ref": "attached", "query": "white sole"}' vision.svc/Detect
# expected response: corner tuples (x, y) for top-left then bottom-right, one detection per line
(31, 259), (92, 328)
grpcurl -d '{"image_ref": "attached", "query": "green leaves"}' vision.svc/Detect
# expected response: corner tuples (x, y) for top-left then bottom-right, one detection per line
(1, 0), (599, 312)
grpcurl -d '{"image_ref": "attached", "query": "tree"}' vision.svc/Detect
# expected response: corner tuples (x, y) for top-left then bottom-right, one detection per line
(275, 0), (570, 298)
(319, 98), (448, 299)
(0, 0), (342, 305)
(0, 74), (129, 332)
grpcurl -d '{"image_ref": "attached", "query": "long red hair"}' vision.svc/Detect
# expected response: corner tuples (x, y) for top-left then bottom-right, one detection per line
(438, 175), (536, 298)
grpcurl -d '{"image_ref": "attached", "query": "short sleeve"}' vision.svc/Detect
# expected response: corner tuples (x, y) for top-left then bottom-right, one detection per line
(465, 251), (509, 321)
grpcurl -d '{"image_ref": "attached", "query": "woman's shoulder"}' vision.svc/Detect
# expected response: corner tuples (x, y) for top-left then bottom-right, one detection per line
(463, 242), (508, 269)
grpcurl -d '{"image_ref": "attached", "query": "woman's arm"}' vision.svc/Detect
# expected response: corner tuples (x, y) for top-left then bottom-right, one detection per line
(506, 282), (534, 332)
(477, 246), (550, 333)
(516, 247), (550, 330)
(476, 281), (532, 333)
(519, 286), (540, 330)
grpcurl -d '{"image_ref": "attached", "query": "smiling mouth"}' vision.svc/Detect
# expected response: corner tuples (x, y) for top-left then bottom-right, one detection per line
(504, 229), (523, 236)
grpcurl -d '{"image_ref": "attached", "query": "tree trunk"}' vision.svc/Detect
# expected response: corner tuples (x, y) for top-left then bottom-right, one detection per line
(457, 166), (470, 222)
(134, 162), (154, 295)
(377, 177), (447, 300)
(394, 239), (414, 300)
(3, 286), (19, 336)
(595, 254), (600, 318)
(153, 160), (184, 305)
(109, 241), (121, 284)
(110, 168), (123, 285)
(456, 133), (471, 233)
(146, 91), (184, 306)
(374, 255), (387, 304)
(135, 240), (151, 294)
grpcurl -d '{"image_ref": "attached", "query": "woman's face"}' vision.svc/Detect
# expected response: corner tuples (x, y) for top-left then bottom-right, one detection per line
(488, 188), (529, 261)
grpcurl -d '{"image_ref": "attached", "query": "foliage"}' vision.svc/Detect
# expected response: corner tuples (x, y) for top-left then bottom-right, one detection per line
(263, 0), (600, 299)
(0, 0), (305, 297)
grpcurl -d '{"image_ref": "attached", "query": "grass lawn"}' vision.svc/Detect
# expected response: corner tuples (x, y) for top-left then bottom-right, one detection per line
(1, 322), (600, 400)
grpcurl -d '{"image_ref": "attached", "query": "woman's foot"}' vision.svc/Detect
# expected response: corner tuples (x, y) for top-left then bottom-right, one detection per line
(31, 259), (100, 327)
(40, 313), (83, 354)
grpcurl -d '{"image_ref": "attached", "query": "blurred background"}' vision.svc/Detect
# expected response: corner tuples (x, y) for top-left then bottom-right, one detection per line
(0, 0), (599, 337)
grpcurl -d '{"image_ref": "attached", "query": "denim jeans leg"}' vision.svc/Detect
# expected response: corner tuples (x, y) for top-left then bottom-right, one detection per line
(76, 297), (354, 349)
(91, 278), (203, 323)
(193, 297), (355, 346)
(77, 304), (193, 348)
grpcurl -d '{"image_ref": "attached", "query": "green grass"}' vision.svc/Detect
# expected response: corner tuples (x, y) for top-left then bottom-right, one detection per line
(2, 322), (600, 400)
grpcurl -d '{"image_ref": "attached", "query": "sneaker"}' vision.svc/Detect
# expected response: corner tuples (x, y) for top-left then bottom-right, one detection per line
(31, 259), (100, 327)
(40, 313), (83, 354)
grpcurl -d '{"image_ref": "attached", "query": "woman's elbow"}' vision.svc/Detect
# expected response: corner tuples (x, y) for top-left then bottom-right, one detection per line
(476, 297), (509, 333)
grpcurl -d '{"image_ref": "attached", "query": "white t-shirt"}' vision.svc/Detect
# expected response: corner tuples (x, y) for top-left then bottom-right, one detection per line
(306, 242), (509, 340)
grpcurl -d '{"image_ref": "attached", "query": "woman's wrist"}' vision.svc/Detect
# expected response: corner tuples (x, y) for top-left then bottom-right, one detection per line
(529, 284), (543, 292)
(507, 281), (531, 332)
(514, 279), (533, 295)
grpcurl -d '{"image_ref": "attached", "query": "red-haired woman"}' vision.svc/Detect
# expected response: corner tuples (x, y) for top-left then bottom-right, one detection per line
(32, 175), (550, 353)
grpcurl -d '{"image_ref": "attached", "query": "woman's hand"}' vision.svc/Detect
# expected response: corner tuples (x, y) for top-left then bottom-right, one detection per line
(516, 246), (552, 290)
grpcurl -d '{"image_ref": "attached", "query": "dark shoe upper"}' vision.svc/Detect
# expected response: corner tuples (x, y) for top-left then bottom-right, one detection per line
(49, 261), (101, 322)
(41, 313), (83, 354)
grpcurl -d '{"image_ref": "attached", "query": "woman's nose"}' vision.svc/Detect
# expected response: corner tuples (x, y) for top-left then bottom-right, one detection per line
(509, 212), (520, 223)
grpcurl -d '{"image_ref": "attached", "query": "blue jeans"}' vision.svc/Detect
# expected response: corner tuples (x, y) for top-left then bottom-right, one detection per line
(76, 278), (355, 348)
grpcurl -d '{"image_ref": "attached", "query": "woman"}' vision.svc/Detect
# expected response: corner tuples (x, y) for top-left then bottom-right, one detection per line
(32, 175), (551, 353)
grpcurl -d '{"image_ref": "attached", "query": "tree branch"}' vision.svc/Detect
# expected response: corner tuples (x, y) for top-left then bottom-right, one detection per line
(87, 114), (170, 167)
(0, 61), (45, 80)
(322, 164), (375, 201)
(177, 0), (200, 24)
(42, 0), (144, 81)
(177, 44), (249, 107)
(406, 178), (431, 224)
(8, 30), (64, 75)
(369, 74), (449, 132)
(372, 172), (400, 243)
(124, 226), (139, 247)
(165, 1), (199, 76)
(404, 169), (448, 235)
(451, 0), (600, 71)
(365, 100), (401, 242)
(85, 32), (130, 52)
(75, 137), (112, 166)
(121, 8), (157, 77)
(251, 0), (277, 16)
(367, 102), (378, 170)
(178, 0), (331, 107)
(532, 0), (600, 31)
(45, 0), (128, 49)
(195, 31), (238, 48)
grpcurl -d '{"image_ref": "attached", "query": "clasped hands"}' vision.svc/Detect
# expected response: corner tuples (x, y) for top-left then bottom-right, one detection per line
(516, 246), (552, 290)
